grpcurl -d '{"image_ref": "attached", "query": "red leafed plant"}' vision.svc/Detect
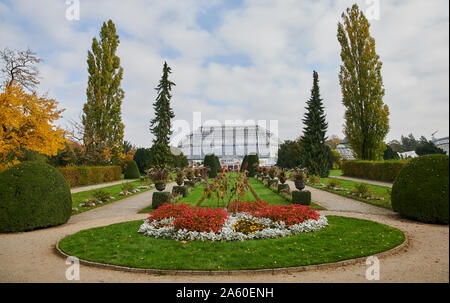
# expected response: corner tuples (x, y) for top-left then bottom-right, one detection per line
(173, 207), (228, 233)
(229, 200), (320, 226)
(147, 203), (228, 233)
(147, 203), (192, 221)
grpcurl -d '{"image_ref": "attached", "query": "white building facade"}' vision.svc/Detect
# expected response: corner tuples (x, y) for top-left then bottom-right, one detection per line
(177, 124), (281, 166)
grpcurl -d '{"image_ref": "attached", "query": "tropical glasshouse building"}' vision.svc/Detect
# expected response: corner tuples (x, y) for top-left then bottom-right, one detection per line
(177, 124), (281, 169)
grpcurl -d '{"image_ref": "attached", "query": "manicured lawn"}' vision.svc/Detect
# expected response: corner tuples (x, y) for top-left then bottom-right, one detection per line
(58, 216), (405, 271)
(138, 177), (324, 213)
(329, 169), (343, 176)
(71, 181), (154, 215)
(308, 177), (392, 209)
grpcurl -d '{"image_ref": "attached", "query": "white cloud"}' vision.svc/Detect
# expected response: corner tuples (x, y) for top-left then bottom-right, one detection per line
(0, 0), (448, 148)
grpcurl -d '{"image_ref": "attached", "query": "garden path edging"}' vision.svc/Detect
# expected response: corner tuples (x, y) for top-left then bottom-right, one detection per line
(54, 232), (409, 276)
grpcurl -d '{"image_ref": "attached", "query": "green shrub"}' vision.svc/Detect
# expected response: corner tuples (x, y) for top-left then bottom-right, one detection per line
(268, 179), (278, 189)
(341, 160), (409, 182)
(133, 148), (151, 174)
(307, 174), (321, 185)
(326, 179), (342, 188)
(391, 155), (449, 224)
(351, 183), (371, 197)
(278, 183), (290, 194)
(291, 190), (311, 206)
(121, 182), (136, 193)
(152, 192), (172, 209)
(92, 189), (111, 202)
(57, 166), (121, 187)
(172, 186), (188, 197)
(184, 180), (195, 188)
(241, 154), (259, 177)
(124, 160), (140, 179)
(203, 154), (220, 178)
(0, 161), (72, 233)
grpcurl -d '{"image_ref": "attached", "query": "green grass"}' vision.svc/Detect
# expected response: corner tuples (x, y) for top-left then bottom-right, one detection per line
(329, 170), (343, 176)
(138, 177), (324, 213)
(308, 177), (392, 209)
(58, 216), (405, 271)
(71, 181), (154, 215)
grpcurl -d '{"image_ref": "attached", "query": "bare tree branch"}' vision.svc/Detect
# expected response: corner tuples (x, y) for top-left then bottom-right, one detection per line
(0, 47), (43, 92)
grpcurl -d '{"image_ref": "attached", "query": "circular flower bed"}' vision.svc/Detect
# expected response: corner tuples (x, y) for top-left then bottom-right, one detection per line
(138, 201), (328, 242)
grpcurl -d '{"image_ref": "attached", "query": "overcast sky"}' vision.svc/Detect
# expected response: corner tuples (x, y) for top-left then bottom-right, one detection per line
(1, 0), (448, 148)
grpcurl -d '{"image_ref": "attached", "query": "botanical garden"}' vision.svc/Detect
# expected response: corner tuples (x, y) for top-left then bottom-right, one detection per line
(0, 3), (448, 282)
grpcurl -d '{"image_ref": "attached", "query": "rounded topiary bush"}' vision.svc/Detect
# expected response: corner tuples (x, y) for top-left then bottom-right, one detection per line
(0, 161), (72, 233)
(124, 160), (140, 179)
(391, 154), (449, 224)
(203, 154), (220, 178)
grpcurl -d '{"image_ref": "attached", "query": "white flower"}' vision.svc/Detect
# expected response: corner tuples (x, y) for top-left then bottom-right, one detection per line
(138, 213), (328, 242)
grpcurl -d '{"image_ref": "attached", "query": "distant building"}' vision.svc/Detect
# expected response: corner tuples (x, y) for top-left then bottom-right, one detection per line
(398, 150), (418, 159)
(432, 136), (449, 155)
(177, 124), (281, 167)
(335, 137), (355, 160)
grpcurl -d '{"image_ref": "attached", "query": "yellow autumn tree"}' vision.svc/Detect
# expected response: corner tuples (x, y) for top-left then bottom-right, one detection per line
(0, 83), (66, 170)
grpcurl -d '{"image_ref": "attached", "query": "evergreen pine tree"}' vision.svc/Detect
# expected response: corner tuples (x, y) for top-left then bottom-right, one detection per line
(149, 62), (175, 167)
(300, 71), (330, 177)
(82, 20), (124, 165)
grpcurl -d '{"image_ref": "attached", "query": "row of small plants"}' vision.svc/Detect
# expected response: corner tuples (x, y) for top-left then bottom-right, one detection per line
(138, 201), (327, 242)
(253, 165), (313, 206)
(72, 181), (153, 213)
(306, 175), (392, 209)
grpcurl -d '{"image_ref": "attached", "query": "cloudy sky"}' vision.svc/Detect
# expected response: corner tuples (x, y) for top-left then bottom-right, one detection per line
(0, 0), (448, 148)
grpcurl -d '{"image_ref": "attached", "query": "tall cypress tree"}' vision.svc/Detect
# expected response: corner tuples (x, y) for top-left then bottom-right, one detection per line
(150, 62), (175, 167)
(82, 19), (124, 164)
(337, 4), (389, 160)
(300, 71), (329, 177)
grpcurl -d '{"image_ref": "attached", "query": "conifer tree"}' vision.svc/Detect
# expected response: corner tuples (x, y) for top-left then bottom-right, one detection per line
(300, 71), (330, 177)
(337, 4), (389, 160)
(82, 19), (124, 165)
(149, 62), (175, 167)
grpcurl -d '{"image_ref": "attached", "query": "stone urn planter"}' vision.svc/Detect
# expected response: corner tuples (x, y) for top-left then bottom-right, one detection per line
(155, 182), (166, 192)
(294, 180), (305, 191)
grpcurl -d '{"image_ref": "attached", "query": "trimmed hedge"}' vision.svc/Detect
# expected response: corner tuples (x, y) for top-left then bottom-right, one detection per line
(278, 183), (290, 194)
(241, 154), (259, 177)
(57, 166), (121, 188)
(124, 160), (140, 179)
(292, 190), (311, 206)
(152, 192), (172, 209)
(0, 161), (72, 233)
(172, 186), (188, 197)
(204, 154), (220, 178)
(391, 155), (449, 224)
(184, 181), (195, 188)
(268, 179), (278, 189)
(341, 160), (409, 182)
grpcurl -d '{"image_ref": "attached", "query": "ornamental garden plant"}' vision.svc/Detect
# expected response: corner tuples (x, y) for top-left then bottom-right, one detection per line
(138, 201), (327, 242)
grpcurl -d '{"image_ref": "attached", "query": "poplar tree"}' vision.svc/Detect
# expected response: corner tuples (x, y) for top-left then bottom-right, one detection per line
(337, 4), (389, 160)
(82, 19), (124, 164)
(149, 62), (175, 167)
(300, 71), (330, 177)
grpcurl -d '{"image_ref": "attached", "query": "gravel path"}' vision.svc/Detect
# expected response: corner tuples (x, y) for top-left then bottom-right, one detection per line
(285, 180), (394, 215)
(70, 179), (137, 194)
(69, 182), (175, 224)
(330, 176), (393, 188)
(0, 181), (448, 283)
